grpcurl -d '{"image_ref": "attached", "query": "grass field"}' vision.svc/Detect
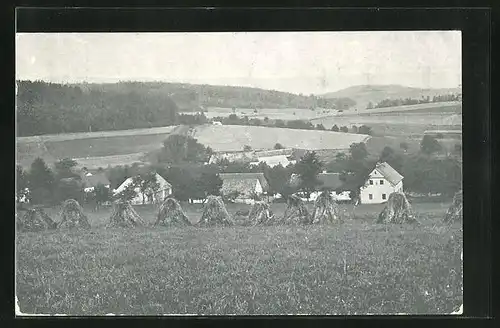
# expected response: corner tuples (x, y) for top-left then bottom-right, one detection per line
(192, 125), (370, 152)
(16, 201), (462, 315)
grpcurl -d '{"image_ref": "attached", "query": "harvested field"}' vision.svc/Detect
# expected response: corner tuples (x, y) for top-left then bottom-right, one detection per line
(192, 125), (370, 152)
(16, 126), (177, 169)
(16, 201), (462, 315)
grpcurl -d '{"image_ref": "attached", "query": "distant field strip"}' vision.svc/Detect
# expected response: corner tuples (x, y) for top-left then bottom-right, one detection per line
(71, 153), (147, 169)
(17, 130), (174, 168)
(192, 125), (370, 152)
(17, 125), (178, 143)
(337, 101), (461, 116)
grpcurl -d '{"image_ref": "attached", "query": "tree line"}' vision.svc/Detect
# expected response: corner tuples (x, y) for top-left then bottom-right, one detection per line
(17, 81), (179, 137)
(17, 132), (461, 208)
(367, 93), (462, 109)
(16, 81), (359, 137)
(210, 114), (373, 135)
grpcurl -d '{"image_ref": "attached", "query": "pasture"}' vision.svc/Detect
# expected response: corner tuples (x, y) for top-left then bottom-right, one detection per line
(191, 125), (370, 152)
(16, 201), (463, 315)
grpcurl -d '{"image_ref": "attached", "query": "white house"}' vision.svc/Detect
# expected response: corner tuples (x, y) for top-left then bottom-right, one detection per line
(220, 173), (270, 204)
(113, 173), (173, 205)
(359, 162), (404, 204)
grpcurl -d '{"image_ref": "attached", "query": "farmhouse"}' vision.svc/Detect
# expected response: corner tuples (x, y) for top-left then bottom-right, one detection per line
(359, 162), (404, 204)
(219, 173), (270, 204)
(113, 173), (173, 205)
(79, 169), (111, 193)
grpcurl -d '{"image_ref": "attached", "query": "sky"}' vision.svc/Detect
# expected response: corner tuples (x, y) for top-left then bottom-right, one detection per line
(16, 31), (461, 95)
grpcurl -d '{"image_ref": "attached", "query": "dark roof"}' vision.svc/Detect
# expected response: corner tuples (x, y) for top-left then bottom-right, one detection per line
(374, 162), (403, 186)
(219, 173), (269, 192)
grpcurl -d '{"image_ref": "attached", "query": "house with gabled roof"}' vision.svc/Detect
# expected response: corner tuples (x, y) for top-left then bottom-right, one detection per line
(359, 162), (404, 204)
(113, 172), (172, 205)
(219, 172), (269, 204)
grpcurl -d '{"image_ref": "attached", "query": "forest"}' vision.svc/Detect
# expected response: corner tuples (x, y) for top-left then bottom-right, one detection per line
(16, 80), (357, 136)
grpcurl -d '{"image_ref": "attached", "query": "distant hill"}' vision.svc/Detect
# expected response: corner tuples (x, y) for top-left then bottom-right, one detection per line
(16, 80), (357, 136)
(76, 81), (355, 111)
(320, 84), (461, 110)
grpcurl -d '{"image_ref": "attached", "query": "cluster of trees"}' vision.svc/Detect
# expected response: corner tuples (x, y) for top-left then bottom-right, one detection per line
(368, 93), (461, 109)
(157, 134), (213, 164)
(74, 81), (357, 112)
(17, 81), (179, 136)
(210, 114), (373, 135)
(330, 124), (373, 135)
(323, 135), (462, 200)
(16, 158), (112, 207)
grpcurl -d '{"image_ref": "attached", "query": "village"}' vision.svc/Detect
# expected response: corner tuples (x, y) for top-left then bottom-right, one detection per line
(15, 31), (464, 316)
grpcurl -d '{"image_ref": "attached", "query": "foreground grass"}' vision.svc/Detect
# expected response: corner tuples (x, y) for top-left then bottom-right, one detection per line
(16, 204), (462, 315)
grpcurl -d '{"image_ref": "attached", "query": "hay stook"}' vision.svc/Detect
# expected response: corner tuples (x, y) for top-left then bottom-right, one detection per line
(311, 191), (342, 224)
(443, 190), (463, 223)
(17, 207), (58, 232)
(282, 194), (310, 225)
(107, 200), (146, 228)
(155, 197), (191, 227)
(248, 201), (274, 226)
(377, 192), (417, 224)
(58, 199), (91, 229)
(197, 195), (233, 227)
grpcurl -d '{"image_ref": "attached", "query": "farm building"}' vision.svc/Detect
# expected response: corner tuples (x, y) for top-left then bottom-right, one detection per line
(289, 172), (351, 202)
(79, 169), (111, 193)
(219, 173), (270, 204)
(210, 148), (296, 167)
(113, 173), (173, 205)
(359, 162), (403, 204)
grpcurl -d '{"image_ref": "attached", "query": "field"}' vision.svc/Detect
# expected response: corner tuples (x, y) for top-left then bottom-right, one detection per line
(16, 201), (462, 315)
(181, 106), (339, 121)
(192, 125), (370, 152)
(16, 126), (178, 169)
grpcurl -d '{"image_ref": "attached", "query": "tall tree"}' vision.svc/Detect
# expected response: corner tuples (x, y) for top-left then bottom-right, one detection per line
(420, 135), (442, 155)
(349, 142), (369, 162)
(28, 158), (55, 204)
(54, 158), (79, 180)
(331, 124), (340, 132)
(294, 151), (324, 198)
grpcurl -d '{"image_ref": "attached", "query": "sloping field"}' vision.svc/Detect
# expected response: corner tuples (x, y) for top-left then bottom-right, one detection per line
(192, 125), (370, 152)
(17, 125), (178, 143)
(16, 126), (178, 169)
(71, 153), (147, 170)
(181, 107), (336, 121)
(338, 101), (461, 116)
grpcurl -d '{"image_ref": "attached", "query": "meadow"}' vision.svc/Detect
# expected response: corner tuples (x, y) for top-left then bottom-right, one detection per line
(16, 201), (463, 316)
(192, 125), (370, 152)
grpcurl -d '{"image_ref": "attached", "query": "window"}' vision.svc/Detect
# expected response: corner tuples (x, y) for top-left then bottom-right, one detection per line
(382, 193), (387, 200)
(380, 180), (384, 185)
(369, 194), (373, 200)
(369, 180), (373, 185)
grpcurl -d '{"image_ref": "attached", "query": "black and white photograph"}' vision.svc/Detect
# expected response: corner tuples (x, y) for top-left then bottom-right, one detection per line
(15, 30), (463, 316)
